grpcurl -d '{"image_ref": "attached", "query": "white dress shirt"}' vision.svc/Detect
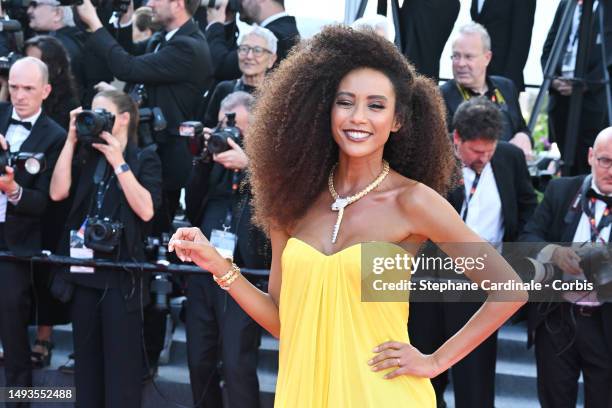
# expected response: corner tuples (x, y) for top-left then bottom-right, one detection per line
(0, 108), (41, 223)
(460, 162), (505, 245)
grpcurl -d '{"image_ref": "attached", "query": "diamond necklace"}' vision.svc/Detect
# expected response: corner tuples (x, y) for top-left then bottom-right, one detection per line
(327, 160), (390, 244)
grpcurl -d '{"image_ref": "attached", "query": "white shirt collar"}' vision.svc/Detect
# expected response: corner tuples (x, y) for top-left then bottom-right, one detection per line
(591, 177), (612, 197)
(11, 108), (42, 126)
(165, 28), (179, 42)
(260, 11), (289, 27)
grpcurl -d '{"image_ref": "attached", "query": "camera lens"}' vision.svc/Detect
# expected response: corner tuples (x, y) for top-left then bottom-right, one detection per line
(90, 223), (110, 241)
(24, 157), (41, 174)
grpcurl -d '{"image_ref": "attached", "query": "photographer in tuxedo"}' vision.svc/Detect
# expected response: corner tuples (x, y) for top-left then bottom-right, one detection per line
(521, 128), (612, 408)
(0, 57), (65, 407)
(76, 0), (213, 235)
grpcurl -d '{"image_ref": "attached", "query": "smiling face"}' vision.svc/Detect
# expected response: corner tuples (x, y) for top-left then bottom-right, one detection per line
(238, 34), (276, 77)
(331, 68), (401, 160)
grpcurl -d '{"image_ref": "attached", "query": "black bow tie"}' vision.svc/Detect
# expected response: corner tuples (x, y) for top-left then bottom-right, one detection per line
(9, 118), (32, 130)
(587, 188), (612, 207)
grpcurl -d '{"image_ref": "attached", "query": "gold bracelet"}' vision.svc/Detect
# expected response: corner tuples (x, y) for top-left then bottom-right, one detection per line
(220, 269), (241, 290)
(213, 262), (240, 288)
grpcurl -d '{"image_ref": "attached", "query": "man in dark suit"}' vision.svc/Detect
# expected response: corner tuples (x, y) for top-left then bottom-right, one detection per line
(471, 0), (536, 92)
(521, 128), (612, 408)
(542, 0), (612, 176)
(76, 0), (213, 234)
(185, 92), (270, 408)
(0, 57), (65, 407)
(441, 22), (532, 158)
(395, 0), (460, 80)
(410, 97), (537, 408)
(206, 0), (300, 81)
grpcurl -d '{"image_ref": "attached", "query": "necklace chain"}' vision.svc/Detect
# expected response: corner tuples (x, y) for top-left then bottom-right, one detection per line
(327, 160), (390, 243)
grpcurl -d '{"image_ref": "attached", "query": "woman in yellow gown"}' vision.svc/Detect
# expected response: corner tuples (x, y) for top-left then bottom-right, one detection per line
(169, 26), (527, 407)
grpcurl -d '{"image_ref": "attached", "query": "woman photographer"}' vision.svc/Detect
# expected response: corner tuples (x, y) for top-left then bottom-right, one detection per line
(50, 90), (162, 408)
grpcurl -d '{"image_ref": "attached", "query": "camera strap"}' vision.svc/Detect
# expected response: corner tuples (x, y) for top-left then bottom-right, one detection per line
(579, 175), (612, 243)
(221, 170), (242, 231)
(87, 156), (116, 218)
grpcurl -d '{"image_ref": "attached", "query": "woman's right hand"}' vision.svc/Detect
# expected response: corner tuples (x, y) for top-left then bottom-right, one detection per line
(168, 227), (230, 276)
(67, 107), (83, 146)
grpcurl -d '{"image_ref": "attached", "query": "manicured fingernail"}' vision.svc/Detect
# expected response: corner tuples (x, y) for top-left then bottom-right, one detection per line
(367, 359), (373, 365)
(371, 366), (377, 371)
(372, 347), (379, 352)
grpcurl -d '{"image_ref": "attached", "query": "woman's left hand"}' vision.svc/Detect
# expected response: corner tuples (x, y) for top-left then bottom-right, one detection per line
(368, 341), (441, 379)
(92, 131), (124, 169)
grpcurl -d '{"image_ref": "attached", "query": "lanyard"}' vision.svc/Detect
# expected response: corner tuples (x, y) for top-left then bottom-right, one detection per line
(222, 170), (241, 231)
(456, 83), (506, 105)
(587, 198), (612, 243)
(462, 171), (481, 222)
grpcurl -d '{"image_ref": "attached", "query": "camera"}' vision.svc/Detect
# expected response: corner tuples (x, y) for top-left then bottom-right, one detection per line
(147, 233), (172, 311)
(576, 246), (612, 302)
(208, 112), (241, 154)
(84, 216), (123, 253)
(200, 0), (240, 13)
(0, 52), (22, 77)
(138, 107), (167, 147)
(76, 109), (115, 144)
(0, 146), (46, 175)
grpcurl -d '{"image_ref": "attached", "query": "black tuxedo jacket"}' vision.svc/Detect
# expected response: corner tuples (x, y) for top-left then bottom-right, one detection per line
(0, 102), (65, 255)
(471, 0), (536, 91)
(264, 15), (300, 65)
(396, 0), (460, 80)
(448, 142), (537, 243)
(88, 19), (213, 190)
(205, 21), (241, 81)
(520, 175), (612, 347)
(440, 76), (530, 143)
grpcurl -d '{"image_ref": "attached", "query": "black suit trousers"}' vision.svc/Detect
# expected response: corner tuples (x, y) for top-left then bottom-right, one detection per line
(71, 285), (143, 408)
(185, 274), (260, 408)
(535, 303), (612, 408)
(409, 301), (497, 408)
(0, 259), (32, 408)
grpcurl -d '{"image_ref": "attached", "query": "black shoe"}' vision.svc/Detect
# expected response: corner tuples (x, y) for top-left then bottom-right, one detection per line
(58, 353), (75, 374)
(31, 339), (54, 369)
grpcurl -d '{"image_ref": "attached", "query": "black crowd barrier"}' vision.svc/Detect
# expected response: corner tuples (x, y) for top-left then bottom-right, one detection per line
(0, 251), (270, 278)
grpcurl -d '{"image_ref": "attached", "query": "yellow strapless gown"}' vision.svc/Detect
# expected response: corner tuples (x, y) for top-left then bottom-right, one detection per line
(275, 238), (436, 407)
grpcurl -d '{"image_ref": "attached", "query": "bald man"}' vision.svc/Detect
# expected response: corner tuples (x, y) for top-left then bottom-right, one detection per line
(0, 56), (65, 404)
(521, 128), (612, 408)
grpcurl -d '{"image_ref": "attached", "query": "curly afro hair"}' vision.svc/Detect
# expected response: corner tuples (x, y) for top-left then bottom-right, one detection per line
(246, 25), (455, 232)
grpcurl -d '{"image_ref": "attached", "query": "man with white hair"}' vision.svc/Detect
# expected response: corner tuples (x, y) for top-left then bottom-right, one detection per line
(28, 0), (84, 85)
(0, 57), (65, 406)
(441, 22), (533, 158)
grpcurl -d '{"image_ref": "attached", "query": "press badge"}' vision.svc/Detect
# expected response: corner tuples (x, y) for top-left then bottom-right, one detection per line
(69, 220), (94, 273)
(210, 229), (237, 260)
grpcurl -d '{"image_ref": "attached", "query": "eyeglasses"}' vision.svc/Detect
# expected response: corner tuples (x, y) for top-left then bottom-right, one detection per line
(450, 53), (482, 63)
(596, 156), (612, 169)
(237, 45), (272, 58)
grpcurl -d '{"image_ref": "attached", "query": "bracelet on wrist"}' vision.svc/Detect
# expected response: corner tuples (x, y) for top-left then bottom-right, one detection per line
(213, 262), (241, 291)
